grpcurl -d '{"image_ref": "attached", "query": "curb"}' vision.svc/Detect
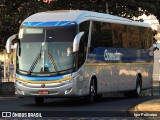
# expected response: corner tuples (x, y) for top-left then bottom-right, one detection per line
(134, 99), (160, 111)
(129, 99), (160, 119)
(0, 94), (17, 98)
(0, 96), (17, 99)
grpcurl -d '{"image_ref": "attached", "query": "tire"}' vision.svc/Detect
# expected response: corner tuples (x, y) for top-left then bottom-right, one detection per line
(124, 91), (133, 98)
(133, 80), (141, 97)
(86, 79), (96, 103)
(35, 97), (44, 105)
(95, 94), (103, 101)
(124, 76), (142, 98)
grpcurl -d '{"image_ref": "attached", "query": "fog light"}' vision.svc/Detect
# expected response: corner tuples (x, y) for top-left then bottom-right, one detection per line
(18, 89), (25, 95)
(65, 87), (72, 94)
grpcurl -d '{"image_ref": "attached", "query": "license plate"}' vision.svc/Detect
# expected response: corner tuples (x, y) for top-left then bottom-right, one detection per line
(38, 90), (49, 94)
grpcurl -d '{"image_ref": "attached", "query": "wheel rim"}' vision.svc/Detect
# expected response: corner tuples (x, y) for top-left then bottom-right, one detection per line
(137, 84), (141, 95)
(35, 97), (44, 105)
(90, 83), (95, 102)
(91, 85), (95, 97)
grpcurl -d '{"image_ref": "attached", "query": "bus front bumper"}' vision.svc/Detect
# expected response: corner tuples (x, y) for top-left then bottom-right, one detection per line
(15, 79), (80, 97)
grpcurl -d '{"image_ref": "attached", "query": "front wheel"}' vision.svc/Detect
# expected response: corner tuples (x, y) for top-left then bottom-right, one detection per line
(35, 97), (44, 105)
(86, 79), (96, 103)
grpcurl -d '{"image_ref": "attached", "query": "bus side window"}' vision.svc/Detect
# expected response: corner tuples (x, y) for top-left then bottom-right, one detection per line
(90, 21), (113, 49)
(78, 34), (88, 68)
(77, 21), (89, 68)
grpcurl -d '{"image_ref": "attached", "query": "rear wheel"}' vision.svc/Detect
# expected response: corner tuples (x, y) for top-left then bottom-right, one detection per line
(35, 97), (44, 105)
(95, 94), (103, 101)
(133, 80), (141, 97)
(124, 76), (142, 98)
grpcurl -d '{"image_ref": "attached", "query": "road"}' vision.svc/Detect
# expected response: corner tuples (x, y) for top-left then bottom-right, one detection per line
(0, 95), (159, 118)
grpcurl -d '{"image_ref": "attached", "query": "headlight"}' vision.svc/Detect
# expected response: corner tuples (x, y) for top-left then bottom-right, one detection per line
(63, 79), (73, 84)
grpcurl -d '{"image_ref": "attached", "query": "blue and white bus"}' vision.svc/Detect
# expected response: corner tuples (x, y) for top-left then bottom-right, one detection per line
(6, 10), (153, 104)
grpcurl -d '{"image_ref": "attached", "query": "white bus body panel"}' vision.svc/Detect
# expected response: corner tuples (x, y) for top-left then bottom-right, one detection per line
(84, 63), (152, 94)
(15, 10), (153, 97)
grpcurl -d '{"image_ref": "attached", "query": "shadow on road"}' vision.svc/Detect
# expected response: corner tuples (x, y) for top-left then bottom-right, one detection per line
(23, 96), (128, 107)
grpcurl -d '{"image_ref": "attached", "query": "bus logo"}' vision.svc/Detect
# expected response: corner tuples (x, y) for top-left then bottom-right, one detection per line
(2, 112), (11, 117)
(104, 49), (122, 61)
(41, 83), (45, 88)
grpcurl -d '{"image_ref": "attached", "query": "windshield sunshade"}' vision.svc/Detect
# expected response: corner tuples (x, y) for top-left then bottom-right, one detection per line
(17, 25), (77, 75)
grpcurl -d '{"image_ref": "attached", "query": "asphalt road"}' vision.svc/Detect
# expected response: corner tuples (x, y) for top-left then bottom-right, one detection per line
(0, 95), (159, 118)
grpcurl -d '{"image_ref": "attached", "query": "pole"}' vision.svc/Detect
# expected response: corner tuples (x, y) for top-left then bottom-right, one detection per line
(7, 53), (10, 82)
(159, 58), (160, 96)
(151, 79), (153, 96)
(159, 80), (160, 96)
(13, 49), (16, 82)
(106, 2), (109, 14)
(3, 50), (6, 82)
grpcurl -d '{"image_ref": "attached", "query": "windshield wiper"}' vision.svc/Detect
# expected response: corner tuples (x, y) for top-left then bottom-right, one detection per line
(58, 68), (74, 74)
(28, 53), (41, 75)
(48, 52), (59, 74)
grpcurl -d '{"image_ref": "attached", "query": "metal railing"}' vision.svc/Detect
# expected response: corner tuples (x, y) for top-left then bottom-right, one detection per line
(0, 65), (15, 96)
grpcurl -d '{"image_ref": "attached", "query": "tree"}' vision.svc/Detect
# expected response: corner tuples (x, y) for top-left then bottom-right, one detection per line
(0, 0), (46, 51)
(0, 0), (159, 51)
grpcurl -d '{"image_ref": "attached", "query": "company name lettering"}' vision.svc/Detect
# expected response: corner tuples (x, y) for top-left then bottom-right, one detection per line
(2, 112), (42, 118)
(104, 49), (121, 61)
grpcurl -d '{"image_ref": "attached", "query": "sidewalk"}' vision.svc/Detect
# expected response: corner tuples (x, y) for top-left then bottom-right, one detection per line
(0, 94), (17, 99)
(130, 97), (160, 118)
(133, 98), (160, 111)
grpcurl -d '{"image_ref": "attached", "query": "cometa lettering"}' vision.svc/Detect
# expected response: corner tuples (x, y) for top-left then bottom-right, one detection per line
(104, 49), (121, 61)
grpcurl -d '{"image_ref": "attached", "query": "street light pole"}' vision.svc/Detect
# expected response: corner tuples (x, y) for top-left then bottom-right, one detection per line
(106, 1), (109, 14)
(3, 50), (6, 82)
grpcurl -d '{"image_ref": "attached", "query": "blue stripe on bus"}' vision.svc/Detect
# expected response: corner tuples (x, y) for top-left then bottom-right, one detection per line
(16, 74), (71, 81)
(22, 21), (77, 27)
(87, 47), (153, 63)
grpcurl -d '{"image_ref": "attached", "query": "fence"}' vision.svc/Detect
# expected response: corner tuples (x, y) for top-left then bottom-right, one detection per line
(0, 49), (15, 96)
(0, 82), (15, 95)
(0, 65), (15, 96)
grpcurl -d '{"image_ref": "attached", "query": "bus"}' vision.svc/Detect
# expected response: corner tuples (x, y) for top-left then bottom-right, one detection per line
(6, 10), (153, 104)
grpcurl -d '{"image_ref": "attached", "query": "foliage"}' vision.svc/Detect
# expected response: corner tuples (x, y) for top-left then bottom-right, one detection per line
(0, 0), (160, 51)
(0, 0), (45, 51)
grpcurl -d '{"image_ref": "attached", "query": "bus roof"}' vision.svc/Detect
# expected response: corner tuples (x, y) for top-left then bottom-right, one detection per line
(22, 10), (150, 28)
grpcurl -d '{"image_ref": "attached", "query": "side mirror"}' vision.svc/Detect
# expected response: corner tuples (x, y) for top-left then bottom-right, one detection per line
(6, 34), (17, 53)
(11, 43), (18, 49)
(73, 32), (84, 52)
(153, 47), (159, 51)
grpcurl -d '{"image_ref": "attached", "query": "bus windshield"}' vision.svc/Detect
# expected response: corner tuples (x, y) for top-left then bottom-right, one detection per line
(17, 25), (77, 75)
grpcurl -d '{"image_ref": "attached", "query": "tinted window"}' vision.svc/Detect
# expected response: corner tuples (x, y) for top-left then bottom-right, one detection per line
(90, 21), (152, 49)
(46, 25), (77, 42)
(77, 21), (90, 68)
